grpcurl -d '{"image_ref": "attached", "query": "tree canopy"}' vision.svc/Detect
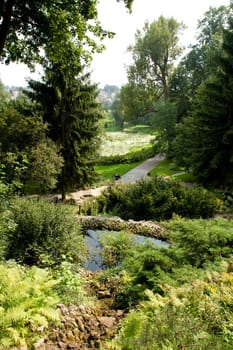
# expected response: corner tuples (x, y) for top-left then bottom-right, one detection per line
(127, 16), (184, 100)
(174, 11), (233, 189)
(0, 0), (133, 65)
(120, 16), (184, 122)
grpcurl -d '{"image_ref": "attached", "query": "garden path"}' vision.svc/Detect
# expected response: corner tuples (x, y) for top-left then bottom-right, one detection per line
(120, 153), (164, 182)
(70, 154), (164, 202)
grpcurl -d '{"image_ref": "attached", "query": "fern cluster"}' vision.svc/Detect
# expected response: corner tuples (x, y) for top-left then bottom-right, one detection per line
(0, 263), (60, 349)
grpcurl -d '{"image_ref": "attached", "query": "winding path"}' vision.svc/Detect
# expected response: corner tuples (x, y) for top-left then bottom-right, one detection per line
(120, 153), (164, 182)
(70, 154), (164, 202)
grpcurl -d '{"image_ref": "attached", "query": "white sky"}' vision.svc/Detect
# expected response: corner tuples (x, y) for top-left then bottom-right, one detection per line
(0, 0), (230, 88)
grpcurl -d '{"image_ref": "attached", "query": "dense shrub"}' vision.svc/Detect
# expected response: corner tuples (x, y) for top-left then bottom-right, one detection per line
(0, 262), (60, 349)
(97, 177), (222, 221)
(108, 271), (233, 350)
(0, 182), (16, 261)
(7, 198), (87, 266)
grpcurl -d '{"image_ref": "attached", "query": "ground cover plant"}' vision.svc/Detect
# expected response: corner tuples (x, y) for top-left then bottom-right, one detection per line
(99, 217), (233, 306)
(107, 270), (233, 350)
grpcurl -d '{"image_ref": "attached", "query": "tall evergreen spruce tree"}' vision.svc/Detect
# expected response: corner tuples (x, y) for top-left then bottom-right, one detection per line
(174, 14), (233, 189)
(28, 70), (102, 199)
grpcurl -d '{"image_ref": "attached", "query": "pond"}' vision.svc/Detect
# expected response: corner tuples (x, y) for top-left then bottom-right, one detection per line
(84, 229), (169, 272)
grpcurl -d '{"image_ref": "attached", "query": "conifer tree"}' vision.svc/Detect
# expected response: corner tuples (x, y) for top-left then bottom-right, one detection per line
(28, 69), (102, 199)
(174, 14), (233, 189)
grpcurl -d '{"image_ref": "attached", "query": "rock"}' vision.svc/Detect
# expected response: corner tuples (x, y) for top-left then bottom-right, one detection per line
(98, 290), (111, 298)
(78, 215), (166, 239)
(98, 316), (116, 328)
(67, 330), (75, 341)
(76, 316), (85, 332)
(89, 329), (99, 339)
(116, 310), (124, 317)
(36, 283), (126, 349)
(34, 338), (45, 348)
(66, 341), (79, 349)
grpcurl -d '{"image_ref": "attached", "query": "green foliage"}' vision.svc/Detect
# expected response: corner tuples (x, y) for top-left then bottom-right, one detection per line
(99, 217), (233, 308)
(97, 177), (222, 221)
(165, 217), (233, 267)
(120, 82), (157, 123)
(0, 0), (110, 65)
(26, 139), (63, 194)
(51, 261), (91, 306)
(150, 101), (177, 157)
(127, 16), (185, 101)
(110, 95), (124, 128)
(0, 80), (11, 107)
(100, 231), (136, 268)
(108, 271), (233, 350)
(0, 181), (16, 261)
(0, 262), (60, 349)
(0, 99), (47, 153)
(170, 5), (230, 121)
(28, 72), (103, 198)
(0, 93), (56, 192)
(7, 198), (87, 266)
(117, 245), (174, 305)
(173, 10), (233, 189)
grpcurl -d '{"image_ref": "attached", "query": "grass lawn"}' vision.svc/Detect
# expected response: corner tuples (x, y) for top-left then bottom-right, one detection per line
(150, 159), (196, 182)
(95, 162), (140, 180)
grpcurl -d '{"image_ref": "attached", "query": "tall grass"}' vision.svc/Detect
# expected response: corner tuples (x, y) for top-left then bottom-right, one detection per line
(100, 132), (155, 157)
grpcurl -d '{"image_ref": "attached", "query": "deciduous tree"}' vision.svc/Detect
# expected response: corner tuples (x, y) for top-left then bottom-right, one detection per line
(0, 0), (133, 64)
(127, 16), (184, 100)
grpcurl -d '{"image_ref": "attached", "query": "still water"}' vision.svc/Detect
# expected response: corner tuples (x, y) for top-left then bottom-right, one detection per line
(84, 229), (169, 272)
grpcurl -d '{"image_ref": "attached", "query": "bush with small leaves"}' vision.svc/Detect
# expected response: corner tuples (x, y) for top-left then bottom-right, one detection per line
(97, 177), (222, 220)
(7, 198), (88, 266)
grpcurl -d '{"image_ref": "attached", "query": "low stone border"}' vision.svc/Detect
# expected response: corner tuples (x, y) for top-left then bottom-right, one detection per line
(77, 215), (166, 240)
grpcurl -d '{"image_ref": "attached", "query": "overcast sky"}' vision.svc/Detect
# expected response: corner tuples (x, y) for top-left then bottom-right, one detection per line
(0, 0), (230, 88)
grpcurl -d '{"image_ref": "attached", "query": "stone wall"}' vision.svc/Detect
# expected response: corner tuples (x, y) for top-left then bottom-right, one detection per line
(77, 215), (166, 240)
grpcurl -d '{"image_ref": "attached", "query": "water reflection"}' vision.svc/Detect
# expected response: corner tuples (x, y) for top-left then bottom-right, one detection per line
(84, 229), (169, 272)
